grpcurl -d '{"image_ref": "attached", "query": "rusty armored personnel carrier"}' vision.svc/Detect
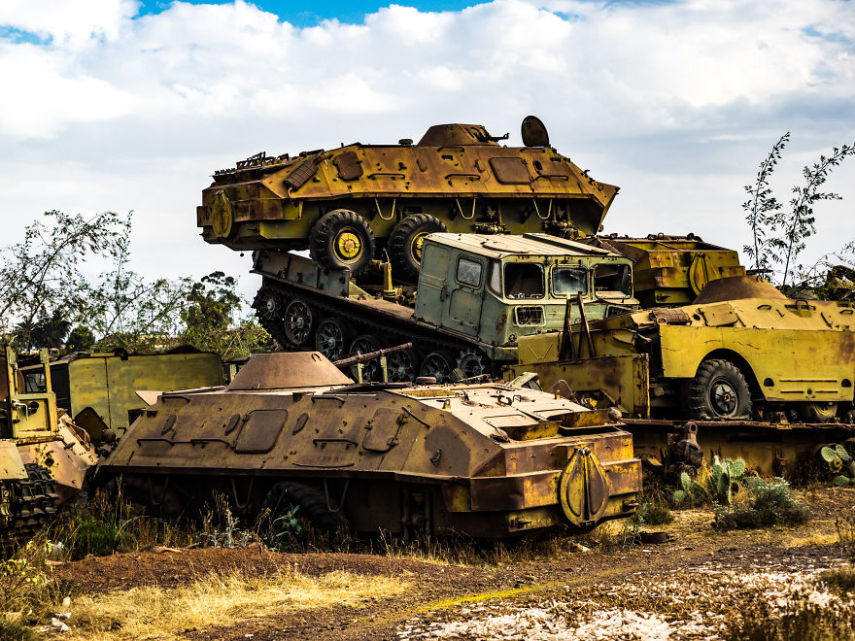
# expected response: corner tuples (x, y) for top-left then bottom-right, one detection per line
(197, 117), (618, 279)
(100, 351), (641, 537)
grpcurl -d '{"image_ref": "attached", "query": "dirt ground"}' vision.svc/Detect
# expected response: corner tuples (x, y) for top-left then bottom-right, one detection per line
(50, 486), (855, 641)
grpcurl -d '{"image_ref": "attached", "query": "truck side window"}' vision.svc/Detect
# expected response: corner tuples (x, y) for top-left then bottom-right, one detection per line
(504, 263), (544, 299)
(553, 267), (587, 296)
(594, 264), (632, 296)
(456, 257), (483, 287)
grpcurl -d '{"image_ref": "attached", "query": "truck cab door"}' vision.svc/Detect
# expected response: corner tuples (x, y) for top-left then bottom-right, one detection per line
(442, 255), (485, 337)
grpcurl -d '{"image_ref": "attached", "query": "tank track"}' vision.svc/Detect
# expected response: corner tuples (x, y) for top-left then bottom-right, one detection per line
(1, 464), (60, 554)
(255, 278), (498, 380)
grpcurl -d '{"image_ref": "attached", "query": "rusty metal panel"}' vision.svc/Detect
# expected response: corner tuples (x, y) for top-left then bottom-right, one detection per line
(233, 409), (288, 453)
(333, 151), (362, 180)
(489, 157), (531, 184)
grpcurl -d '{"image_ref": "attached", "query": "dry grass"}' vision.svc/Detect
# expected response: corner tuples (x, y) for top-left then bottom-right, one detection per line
(66, 568), (407, 641)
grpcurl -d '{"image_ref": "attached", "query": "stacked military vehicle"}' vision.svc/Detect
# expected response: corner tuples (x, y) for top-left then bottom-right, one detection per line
(195, 116), (855, 480)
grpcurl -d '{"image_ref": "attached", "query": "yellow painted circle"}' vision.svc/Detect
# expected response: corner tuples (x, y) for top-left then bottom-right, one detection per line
(335, 230), (363, 262)
(211, 192), (233, 238)
(410, 231), (429, 263)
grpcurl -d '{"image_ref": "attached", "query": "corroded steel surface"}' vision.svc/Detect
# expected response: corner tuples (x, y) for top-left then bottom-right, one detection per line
(197, 119), (619, 253)
(101, 351), (641, 537)
(587, 234), (746, 307)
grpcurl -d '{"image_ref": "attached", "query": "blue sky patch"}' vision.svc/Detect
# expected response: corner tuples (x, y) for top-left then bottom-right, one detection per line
(137, 0), (484, 26)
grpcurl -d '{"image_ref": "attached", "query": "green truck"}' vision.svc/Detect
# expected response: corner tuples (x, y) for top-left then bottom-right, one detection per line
(253, 232), (639, 382)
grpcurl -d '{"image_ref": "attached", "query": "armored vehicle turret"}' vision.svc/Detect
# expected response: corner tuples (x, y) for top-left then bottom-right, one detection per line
(198, 117), (618, 278)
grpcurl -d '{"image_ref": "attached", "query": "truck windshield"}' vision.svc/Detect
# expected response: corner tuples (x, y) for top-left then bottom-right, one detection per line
(553, 267), (587, 296)
(594, 264), (632, 297)
(504, 263), (544, 299)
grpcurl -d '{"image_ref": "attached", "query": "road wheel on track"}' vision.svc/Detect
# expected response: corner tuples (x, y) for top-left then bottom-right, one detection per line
(253, 287), (284, 322)
(386, 347), (418, 382)
(389, 214), (447, 281)
(419, 351), (456, 384)
(457, 348), (488, 380)
(264, 482), (348, 539)
(348, 334), (383, 381)
(798, 402), (839, 423)
(684, 359), (752, 420)
(310, 210), (375, 274)
(314, 317), (349, 361)
(283, 298), (313, 346)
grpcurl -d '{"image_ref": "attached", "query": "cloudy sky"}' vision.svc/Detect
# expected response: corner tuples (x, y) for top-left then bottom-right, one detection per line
(1, 0), (853, 297)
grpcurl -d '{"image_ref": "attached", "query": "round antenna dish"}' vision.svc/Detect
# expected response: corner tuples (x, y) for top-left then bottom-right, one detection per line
(521, 115), (549, 147)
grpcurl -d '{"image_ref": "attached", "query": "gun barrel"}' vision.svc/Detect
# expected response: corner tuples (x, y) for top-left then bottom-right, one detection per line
(333, 342), (413, 369)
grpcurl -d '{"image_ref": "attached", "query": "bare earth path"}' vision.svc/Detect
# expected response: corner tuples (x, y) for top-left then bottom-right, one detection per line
(53, 486), (855, 640)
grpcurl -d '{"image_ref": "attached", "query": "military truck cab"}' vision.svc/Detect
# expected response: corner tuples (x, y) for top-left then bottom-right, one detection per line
(414, 233), (639, 348)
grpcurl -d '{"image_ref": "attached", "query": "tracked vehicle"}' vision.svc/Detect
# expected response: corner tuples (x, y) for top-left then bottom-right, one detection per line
(254, 233), (639, 383)
(198, 116), (617, 278)
(1, 347), (98, 550)
(100, 351), (641, 537)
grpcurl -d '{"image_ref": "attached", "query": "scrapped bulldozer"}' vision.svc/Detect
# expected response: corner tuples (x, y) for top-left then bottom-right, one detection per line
(100, 351), (641, 537)
(1, 347), (98, 550)
(198, 116), (618, 279)
(509, 275), (855, 475)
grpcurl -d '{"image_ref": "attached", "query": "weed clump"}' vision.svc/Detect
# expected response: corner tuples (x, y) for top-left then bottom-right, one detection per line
(820, 567), (855, 594)
(0, 619), (38, 641)
(714, 477), (810, 530)
(635, 502), (674, 526)
(723, 592), (855, 641)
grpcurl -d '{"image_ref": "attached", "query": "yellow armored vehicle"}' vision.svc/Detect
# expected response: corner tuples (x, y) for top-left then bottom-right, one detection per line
(1, 347), (98, 548)
(198, 117), (618, 278)
(509, 276), (855, 473)
(101, 351), (641, 537)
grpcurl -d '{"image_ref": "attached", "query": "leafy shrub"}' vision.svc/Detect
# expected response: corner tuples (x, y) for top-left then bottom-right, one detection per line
(65, 514), (132, 558)
(714, 477), (810, 530)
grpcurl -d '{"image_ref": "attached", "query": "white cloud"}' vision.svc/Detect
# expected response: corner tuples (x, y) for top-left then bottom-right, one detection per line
(0, 0), (852, 293)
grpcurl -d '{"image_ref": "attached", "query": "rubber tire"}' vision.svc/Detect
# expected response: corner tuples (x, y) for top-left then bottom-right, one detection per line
(265, 482), (347, 534)
(309, 210), (375, 274)
(684, 359), (752, 420)
(389, 214), (447, 281)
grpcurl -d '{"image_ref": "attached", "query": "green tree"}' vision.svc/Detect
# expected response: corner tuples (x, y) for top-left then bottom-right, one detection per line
(179, 272), (273, 359)
(0, 210), (130, 348)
